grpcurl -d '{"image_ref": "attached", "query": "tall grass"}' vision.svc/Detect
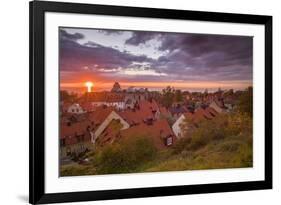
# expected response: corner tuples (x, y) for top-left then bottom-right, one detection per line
(146, 113), (253, 172)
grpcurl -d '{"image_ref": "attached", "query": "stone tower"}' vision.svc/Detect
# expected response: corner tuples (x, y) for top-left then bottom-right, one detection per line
(111, 82), (121, 92)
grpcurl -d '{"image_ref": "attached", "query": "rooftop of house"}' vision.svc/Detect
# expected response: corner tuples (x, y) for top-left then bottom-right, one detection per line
(159, 106), (171, 117)
(80, 102), (94, 112)
(118, 99), (159, 125)
(61, 112), (89, 124)
(61, 102), (72, 111)
(169, 106), (187, 115)
(88, 106), (116, 125)
(139, 99), (159, 111)
(81, 92), (125, 102)
(205, 107), (218, 117)
(183, 107), (218, 125)
(60, 121), (92, 139)
(120, 119), (175, 149)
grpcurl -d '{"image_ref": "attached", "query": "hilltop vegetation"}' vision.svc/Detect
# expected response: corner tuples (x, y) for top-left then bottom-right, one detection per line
(146, 112), (252, 172)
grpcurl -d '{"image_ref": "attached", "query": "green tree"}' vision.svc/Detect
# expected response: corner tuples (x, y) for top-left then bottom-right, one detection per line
(162, 86), (175, 108)
(60, 90), (78, 102)
(236, 86), (253, 116)
(175, 89), (183, 102)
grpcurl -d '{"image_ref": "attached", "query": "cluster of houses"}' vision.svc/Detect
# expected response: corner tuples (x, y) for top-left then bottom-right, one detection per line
(60, 83), (234, 159)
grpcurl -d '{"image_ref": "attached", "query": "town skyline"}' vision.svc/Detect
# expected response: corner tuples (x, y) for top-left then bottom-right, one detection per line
(60, 28), (253, 92)
(60, 81), (252, 94)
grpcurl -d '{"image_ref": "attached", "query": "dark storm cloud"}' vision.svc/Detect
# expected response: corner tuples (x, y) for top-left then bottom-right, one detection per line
(60, 29), (85, 41)
(97, 30), (123, 35)
(60, 28), (253, 82)
(156, 32), (252, 81)
(125, 31), (160, 45)
(59, 29), (153, 72)
(124, 30), (252, 81)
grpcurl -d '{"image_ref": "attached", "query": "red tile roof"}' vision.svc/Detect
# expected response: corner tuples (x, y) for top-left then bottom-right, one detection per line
(205, 107), (218, 117)
(60, 121), (93, 145)
(118, 100), (158, 125)
(82, 92), (125, 102)
(159, 106), (171, 117)
(192, 108), (208, 123)
(120, 119), (175, 149)
(80, 102), (94, 112)
(60, 121), (90, 139)
(88, 106), (115, 125)
(61, 102), (72, 112)
(139, 99), (159, 111)
(183, 107), (218, 124)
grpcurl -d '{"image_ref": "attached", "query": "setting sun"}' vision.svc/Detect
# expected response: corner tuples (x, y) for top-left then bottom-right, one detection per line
(85, 81), (94, 92)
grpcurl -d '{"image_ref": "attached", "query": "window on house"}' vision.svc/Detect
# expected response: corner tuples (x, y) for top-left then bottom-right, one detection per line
(166, 136), (173, 146)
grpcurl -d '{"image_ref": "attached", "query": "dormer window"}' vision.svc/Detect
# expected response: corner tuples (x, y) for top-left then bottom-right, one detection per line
(166, 135), (173, 146)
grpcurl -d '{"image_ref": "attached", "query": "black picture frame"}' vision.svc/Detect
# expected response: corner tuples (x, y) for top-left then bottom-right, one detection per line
(29, 0), (272, 204)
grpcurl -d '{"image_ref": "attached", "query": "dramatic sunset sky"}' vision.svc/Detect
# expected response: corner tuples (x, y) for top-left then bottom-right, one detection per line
(59, 27), (253, 92)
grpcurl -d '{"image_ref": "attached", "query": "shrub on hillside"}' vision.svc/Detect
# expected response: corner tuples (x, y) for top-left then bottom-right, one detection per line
(173, 112), (253, 153)
(92, 135), (157, 174)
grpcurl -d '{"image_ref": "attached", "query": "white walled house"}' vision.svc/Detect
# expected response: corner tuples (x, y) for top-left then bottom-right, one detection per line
(93, 111), (130, 142)
(91, 101), (125, 110)
(172, 114), (186, 138)
(105, 101), (125, 110)
(209, 101), (225, 113)
(67, 103), (85, 114)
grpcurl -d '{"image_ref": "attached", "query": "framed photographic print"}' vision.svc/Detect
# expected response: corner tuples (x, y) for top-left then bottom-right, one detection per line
(29, 0), (272, 204)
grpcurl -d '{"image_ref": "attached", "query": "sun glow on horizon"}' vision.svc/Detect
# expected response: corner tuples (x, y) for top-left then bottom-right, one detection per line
(85, 81), (94, 92)
(62, 80), (252, 93)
